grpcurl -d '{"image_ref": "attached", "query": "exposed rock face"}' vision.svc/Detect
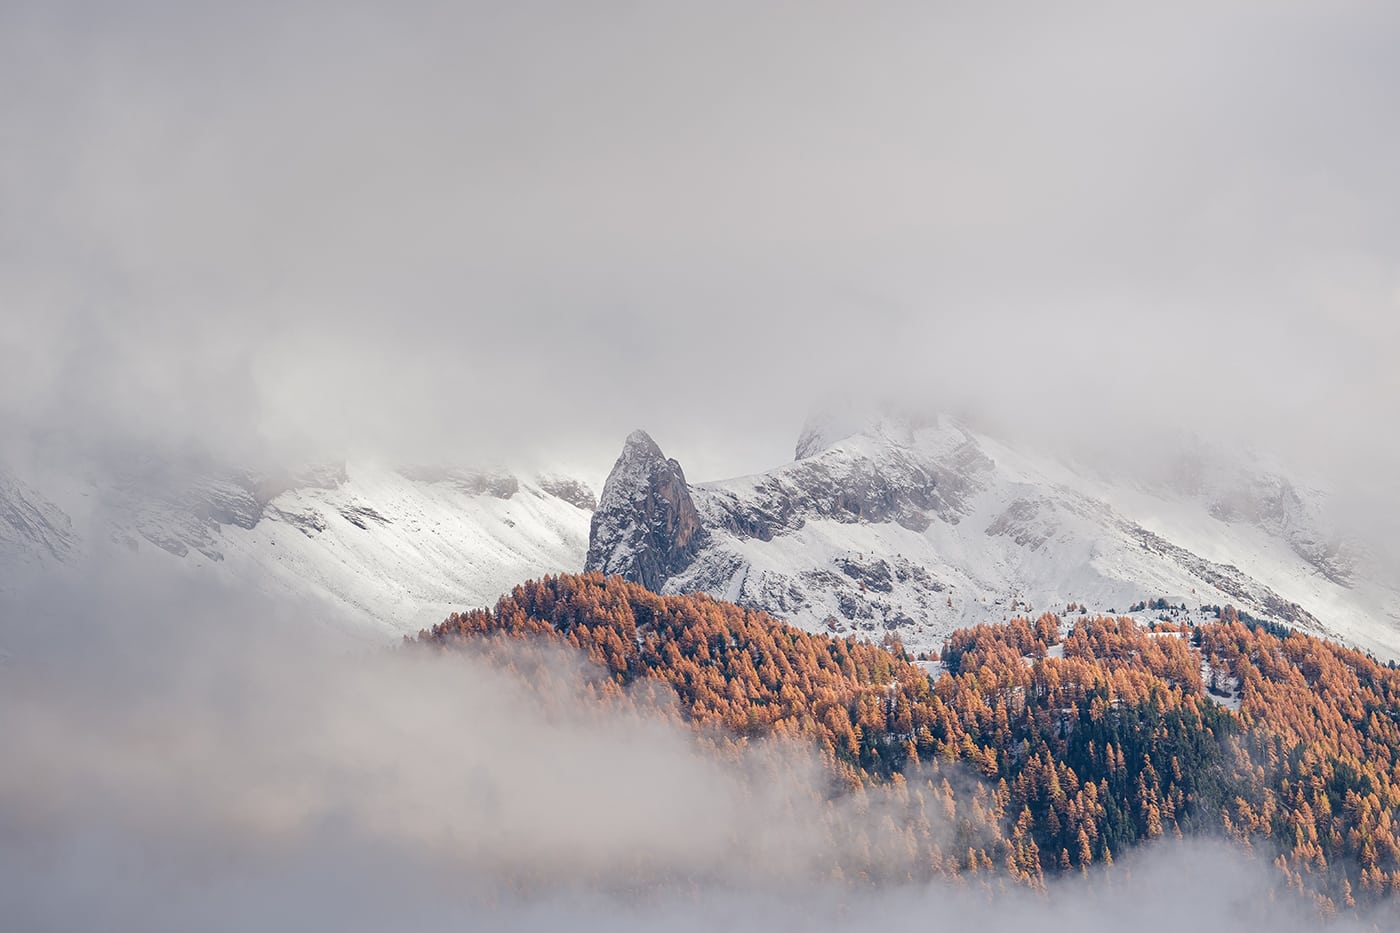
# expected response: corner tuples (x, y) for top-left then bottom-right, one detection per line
(585, 430), (707, 591)
(586, 423), (986, 639)
(707, 431), (990, 540)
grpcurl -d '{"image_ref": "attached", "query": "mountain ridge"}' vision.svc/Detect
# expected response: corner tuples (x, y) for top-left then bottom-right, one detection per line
(585, 417), (1400, 659)
(6, 415), (1397, 659)
(0, 459), (596, 637)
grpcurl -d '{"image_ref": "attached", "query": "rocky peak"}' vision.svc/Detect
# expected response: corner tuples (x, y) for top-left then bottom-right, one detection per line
(585, 430), (707, 591)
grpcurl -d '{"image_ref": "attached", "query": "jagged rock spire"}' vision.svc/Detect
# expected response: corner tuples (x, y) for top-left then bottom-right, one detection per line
(585, 430), (707, 591)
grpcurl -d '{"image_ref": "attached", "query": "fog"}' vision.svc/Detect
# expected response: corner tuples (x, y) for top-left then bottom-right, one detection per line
(3, 1), (1399, 487)
(1, 563), (1394, 931)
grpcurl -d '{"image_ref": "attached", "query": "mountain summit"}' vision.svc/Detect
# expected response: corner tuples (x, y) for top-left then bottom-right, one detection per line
(585, 430), (707, 591)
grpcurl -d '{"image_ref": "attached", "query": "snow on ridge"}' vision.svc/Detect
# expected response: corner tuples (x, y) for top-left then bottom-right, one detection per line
(207, 463), (595, 636)
(589, 418), (1400, 661)
(7, 414), (1400, 664)
(1, 459), (597, 640)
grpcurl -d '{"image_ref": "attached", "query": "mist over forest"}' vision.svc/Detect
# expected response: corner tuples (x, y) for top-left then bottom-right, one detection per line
(1, 565), (1393, 932)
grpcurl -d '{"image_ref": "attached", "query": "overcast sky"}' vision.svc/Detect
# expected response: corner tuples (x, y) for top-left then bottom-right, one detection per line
(3, 1), (1398, 484)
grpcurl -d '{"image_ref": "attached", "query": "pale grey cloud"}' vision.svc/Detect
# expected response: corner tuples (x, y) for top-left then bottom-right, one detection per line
(2, 1), (1397, 486)
(0, 561), (1392, 932)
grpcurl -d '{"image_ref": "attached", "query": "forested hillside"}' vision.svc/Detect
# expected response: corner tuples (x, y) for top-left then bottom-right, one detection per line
(416, 573), (1400, 912)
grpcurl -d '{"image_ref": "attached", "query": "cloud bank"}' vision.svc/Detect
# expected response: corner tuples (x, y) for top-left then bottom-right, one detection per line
(3, 1), (1399, 487)
(1, 563), (1396, 931)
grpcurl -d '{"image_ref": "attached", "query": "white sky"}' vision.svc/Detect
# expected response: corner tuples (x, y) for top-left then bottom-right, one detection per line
(2, 1), (1398, 489)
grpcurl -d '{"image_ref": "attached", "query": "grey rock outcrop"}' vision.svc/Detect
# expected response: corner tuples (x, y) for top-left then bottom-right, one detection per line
(585, 430), (707, 591)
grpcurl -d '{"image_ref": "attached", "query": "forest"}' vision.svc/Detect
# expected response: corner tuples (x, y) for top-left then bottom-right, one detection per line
(415, 573), (1400, 913)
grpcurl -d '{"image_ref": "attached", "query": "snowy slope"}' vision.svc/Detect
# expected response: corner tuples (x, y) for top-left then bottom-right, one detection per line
(587, 419), (1400, 660)
(0, 467), (76, 584)
(8, 416), (1398, 660)
(208, 465), (593, 635)
(0, 460), (595, 639)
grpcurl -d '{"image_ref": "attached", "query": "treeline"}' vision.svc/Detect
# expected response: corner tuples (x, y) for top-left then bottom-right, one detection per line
(415, 573), (1400, 911)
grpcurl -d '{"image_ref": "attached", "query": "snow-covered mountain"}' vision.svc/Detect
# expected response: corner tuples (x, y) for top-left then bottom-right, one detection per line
(586, 418), (1400, 660)
(8, 414), (1397, 659)
(0, 459), (595, 638)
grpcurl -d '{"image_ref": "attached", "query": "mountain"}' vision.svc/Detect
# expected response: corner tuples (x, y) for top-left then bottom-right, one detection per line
(8, 413), (1397, 658)
(585, 417), (1400, 660)
(0, 459), (595, 637)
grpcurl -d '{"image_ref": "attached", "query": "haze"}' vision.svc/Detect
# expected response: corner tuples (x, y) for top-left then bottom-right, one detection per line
(1, 563), (1393, 931)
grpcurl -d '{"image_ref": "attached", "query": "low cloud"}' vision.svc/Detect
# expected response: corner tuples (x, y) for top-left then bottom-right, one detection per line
(1, 564), (1393, 931)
